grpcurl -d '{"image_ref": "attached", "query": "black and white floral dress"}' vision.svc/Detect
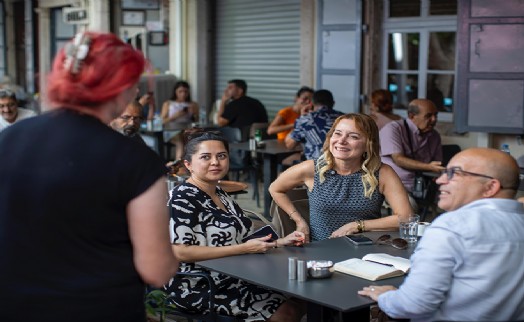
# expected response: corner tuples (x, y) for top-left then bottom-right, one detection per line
(164, 182), (286, 321)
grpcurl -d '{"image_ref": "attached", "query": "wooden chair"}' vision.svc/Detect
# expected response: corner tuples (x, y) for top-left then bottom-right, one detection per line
(269, 198), (309, 237)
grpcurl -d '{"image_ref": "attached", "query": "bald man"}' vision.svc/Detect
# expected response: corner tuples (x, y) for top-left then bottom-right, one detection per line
(359, 148), (524, 321)
(380, 99), (445, 194)
(109, 101), (146, 145)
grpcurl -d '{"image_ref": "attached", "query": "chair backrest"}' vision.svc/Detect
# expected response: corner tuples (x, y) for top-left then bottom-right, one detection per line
(286, 186), (308, 200)
(442, 144), (461, 166)
(217, 127), (246, 168)
(270, 199), (309, 237)
(218, 126), (242, 143)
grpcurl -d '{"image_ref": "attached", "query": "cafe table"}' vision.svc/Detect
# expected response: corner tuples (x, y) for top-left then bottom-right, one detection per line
(230, 139), (303, 217)
(198, 231), (416, 322)
(141, 122), (191, 161)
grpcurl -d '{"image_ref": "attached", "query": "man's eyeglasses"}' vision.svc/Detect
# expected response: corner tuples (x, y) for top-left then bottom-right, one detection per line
(440, 166), (517, 190)
(376, 234), (408, 249)
(0, 103), (16, 109)
(119, 115), (144, 122)
(440, 167), (494, 181)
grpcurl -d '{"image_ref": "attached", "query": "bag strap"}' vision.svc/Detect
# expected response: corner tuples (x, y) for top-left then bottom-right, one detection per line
(403, 120), (415, 159)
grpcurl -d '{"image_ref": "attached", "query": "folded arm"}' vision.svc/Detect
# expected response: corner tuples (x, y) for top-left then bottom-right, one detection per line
(391, 153), (444, 173)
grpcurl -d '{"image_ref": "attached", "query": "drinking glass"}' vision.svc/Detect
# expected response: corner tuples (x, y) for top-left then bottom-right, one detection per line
(399, 215), (420, 243)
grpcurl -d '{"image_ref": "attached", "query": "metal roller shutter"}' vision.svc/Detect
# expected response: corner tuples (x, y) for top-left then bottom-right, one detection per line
(215, 0), (301, 118)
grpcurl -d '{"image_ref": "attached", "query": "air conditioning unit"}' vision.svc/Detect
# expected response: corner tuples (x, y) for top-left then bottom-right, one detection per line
(63, 7), (88, 25)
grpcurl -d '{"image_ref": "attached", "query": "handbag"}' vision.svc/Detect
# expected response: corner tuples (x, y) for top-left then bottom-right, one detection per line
(404, 120), (426, 199)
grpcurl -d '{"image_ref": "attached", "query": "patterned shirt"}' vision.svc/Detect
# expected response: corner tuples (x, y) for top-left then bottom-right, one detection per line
(289, 106), (344, 159)
(164, 182), (286, 320)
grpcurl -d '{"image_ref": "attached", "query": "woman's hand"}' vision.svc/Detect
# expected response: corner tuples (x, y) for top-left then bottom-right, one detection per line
(279, 231), (306, 247)
(294, 218), (310, 242)
(242, 234), (277, 254)
(330, 222), (359, 238)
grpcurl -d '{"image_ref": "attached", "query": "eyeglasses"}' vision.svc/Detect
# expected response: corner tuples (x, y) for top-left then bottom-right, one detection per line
(439, 167), (494, 181)
(0, 103), (16, 109)
(376, 234), (408, 249)
(440, 166), (518, 190)
(119, 115), (144, 122)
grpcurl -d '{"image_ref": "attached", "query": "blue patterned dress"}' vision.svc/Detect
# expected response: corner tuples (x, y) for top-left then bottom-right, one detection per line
(164, 182), (286, 321)
(308, 161), (385, 241)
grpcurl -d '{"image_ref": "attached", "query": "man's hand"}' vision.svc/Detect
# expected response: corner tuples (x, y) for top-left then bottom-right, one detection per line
(358, 285), (397, 301)
(138, 93), (153, 106)
(428, 161), (445, 173)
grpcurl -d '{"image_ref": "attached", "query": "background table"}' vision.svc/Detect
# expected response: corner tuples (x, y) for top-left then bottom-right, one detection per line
(140, 122), (191, 161)
(198, 232), (416, 321)
(230, 139), (302, 217)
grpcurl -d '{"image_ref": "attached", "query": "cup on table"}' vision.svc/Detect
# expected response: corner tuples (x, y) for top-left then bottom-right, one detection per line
(417, 222), (430, 237)
(399, 215), (420, 243)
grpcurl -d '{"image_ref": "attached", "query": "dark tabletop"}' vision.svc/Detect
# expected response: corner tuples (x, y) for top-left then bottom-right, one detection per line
(197, 231), (416, 313)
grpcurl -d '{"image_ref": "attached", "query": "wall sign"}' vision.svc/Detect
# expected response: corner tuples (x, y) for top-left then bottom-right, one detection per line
(121, 0), (160, 10)
(122, 10), (145, 26)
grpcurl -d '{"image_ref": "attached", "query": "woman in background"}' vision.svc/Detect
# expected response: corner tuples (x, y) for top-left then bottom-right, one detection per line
(267, 86), (314, 166)
(0, 32), (178, 322)
(369, 89), (402, 130)
(161, 80), (199, 160)
(165, 129), (305, 322)
(267, 86), (314, 140)
(270, 113), (412, 241)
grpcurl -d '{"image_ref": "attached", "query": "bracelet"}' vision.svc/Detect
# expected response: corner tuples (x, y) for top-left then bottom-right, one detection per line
(288, 210), (297, 219)
(357, 220), (365, 233)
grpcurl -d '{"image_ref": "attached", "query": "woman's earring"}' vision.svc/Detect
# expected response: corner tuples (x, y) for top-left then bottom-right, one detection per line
(362, 152), (368, 159)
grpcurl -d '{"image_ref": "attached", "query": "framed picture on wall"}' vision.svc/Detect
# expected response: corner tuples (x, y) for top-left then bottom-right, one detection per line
(122, 10), (145, 26)
(149, 31), (168, 46)
(121, 0), (160, 10)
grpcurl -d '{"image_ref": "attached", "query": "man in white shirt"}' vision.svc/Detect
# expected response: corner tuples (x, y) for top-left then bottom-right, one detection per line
(359, 148), (524, 321)
(0, 89), (36, 132)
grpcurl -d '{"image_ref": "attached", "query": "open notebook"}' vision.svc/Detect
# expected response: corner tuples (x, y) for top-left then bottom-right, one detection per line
(334, 253), (410, 281)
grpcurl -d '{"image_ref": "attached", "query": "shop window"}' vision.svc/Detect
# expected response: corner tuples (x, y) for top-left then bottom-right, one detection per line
(383, 0), (457, 121)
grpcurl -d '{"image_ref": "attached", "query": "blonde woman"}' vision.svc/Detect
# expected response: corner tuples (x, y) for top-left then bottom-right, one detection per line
(269, 113), (412, 241)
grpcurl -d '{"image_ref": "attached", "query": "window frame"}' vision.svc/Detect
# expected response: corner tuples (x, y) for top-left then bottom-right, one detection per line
(382, 0), (457, 123)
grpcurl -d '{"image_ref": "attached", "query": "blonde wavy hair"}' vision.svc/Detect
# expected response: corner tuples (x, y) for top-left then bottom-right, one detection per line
(315, 113), (382, 198)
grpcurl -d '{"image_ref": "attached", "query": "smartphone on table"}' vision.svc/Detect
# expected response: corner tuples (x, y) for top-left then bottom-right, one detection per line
(242, 225), (279, 243)
(346, 234), (373, 245)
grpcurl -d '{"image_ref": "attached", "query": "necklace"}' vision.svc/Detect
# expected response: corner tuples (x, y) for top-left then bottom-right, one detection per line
(188, 177), (216, 196)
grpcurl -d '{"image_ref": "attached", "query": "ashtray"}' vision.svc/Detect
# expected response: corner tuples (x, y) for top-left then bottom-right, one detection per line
(307, 260), (334, 279)
(256, 141), (266, 149)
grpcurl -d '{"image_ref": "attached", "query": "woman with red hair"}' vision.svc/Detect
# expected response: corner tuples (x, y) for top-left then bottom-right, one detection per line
(0, 32), (178, 322)
(369, 89), (402, 130)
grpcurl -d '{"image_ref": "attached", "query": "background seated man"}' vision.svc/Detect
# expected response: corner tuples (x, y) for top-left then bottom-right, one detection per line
(379, 98), (444, 197)
(109, 101), (145, 145)
(0, 89), (36, 133)
(359, 148), (524, 321)
(216, 79), (268, 140)
(285, 89), (343, 160)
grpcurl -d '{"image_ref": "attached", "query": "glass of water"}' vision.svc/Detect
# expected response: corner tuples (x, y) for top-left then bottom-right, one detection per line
(399, 215), (420, 243)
